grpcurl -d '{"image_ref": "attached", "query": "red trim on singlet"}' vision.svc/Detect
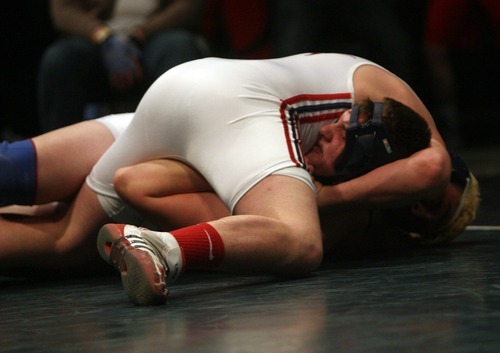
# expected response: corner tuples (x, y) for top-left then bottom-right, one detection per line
(300, 111), (345, 124)
(279, 92), (353, 168)
(279, 99), (301, 167)
(284, 92), (351, 105)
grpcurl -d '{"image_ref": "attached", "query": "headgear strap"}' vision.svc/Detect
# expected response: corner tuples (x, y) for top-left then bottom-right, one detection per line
(322, 102), (397, 184)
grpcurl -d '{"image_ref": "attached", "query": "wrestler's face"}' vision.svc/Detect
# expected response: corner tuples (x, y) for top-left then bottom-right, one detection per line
(304, 110), (350, 177)
(410, 181), (462, 232)
(385, 181), (463, 239)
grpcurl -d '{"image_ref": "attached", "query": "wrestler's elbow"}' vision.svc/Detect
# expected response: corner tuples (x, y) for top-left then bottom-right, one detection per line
(415, 148), (450, 196)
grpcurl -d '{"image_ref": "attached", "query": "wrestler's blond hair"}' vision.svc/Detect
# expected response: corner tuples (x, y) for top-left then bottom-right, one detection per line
(421, 173), (480, 245)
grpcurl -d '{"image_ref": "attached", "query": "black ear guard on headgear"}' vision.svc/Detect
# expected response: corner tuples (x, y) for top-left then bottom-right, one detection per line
(321, 102), (398, 184)
(448, 148), (471, 189)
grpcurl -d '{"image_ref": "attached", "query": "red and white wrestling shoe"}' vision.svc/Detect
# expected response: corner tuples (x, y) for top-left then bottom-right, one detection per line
(97, 224), (183, 306)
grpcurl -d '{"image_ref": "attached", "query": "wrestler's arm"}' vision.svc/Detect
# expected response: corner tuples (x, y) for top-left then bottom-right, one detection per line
(113, 159), (230, 230)
(317, 65), (451, 211)
(316, 142), (449, 210)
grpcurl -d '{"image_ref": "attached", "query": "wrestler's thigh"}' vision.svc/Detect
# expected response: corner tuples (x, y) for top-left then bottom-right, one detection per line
(234, 175), (321, 236)
(34, 120), (116, 203)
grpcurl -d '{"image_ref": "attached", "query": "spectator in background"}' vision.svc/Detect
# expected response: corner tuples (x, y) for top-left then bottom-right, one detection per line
(423, 0), (500, 148)
(38, 0), (208, 132)
(201, 0), (273, 59)
(271, 1), (421, 87)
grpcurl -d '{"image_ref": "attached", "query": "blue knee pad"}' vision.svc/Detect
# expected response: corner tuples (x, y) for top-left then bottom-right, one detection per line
(0, 140), (37, 206)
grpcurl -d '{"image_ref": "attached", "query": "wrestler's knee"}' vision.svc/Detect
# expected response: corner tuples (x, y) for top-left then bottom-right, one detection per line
(282, 225), (323, 275)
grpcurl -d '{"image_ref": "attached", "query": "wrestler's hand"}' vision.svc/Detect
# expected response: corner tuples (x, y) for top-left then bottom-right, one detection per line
(314, 179), (338, 209)
(314, 179), (324, 194)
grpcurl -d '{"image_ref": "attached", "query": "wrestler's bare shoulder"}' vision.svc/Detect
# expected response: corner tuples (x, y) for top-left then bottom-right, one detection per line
(353, 64), (444, 144)
(353, 65), (412, 102)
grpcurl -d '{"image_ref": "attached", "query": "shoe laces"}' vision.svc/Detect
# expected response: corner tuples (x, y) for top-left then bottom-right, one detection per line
(110, 232), (169, 277)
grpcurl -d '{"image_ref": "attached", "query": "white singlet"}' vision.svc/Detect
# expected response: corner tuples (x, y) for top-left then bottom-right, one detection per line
(87, 53), (379, 220)
(95, 113), (134, 139)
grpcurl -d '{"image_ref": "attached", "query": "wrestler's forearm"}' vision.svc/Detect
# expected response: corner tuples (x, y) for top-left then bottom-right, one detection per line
(317, 141), (451, 211)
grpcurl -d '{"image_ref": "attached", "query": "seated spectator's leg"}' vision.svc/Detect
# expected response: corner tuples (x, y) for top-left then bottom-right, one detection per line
(141, 29), (208, 83)
(38, 37), (108, 132)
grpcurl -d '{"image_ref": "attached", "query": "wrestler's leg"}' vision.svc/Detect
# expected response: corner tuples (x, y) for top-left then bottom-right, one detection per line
(33, 120), (117, 204)
(210, 175), (323, 274)
(0, 183), (112, 271)
(0, 120), (116, 207)
(98, 175), (323, 305)
(114, 159), (229, 229)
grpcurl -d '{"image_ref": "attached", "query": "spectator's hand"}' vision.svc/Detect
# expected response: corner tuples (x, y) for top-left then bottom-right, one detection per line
(100, 34), (143, 90)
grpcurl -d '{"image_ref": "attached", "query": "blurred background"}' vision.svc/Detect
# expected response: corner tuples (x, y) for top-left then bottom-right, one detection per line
(1, 0), (498, 149)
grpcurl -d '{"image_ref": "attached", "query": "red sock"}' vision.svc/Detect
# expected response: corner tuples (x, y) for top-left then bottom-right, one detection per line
(170, 223), (225, 270)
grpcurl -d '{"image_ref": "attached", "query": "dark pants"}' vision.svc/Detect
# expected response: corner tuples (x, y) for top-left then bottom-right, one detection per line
(38, 30), (207, 132)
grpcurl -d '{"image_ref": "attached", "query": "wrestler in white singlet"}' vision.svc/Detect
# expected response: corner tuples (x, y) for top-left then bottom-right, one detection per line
(87, 53), (380, 220)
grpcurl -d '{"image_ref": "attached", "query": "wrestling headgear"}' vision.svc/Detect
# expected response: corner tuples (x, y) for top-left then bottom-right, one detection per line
(419, 148), (478, 245)
(448, 148), (470, 190)
(324, 102), (398, 184)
